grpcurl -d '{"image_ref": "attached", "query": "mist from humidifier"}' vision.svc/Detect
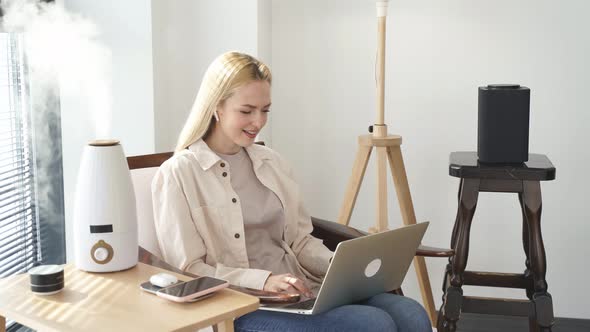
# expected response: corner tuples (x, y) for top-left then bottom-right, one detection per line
(0, 0), (113, 139)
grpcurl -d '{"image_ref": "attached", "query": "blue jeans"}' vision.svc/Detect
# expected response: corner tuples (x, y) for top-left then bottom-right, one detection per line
(234, 293), (431, 332)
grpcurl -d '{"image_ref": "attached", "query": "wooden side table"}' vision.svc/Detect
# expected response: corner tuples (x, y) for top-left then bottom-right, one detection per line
(0, 262), (259, 332)
(437, 152), (556, 332)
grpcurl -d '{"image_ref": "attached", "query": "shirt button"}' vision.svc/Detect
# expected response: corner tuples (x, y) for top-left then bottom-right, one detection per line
(222, 172), (227, 177)
(232, 198), (237, 203)
(220, 162), (225, 167)
(234, 233), (240, 239)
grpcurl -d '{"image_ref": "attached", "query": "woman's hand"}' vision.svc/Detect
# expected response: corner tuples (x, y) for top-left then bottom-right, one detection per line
(263, 273), (313, 298)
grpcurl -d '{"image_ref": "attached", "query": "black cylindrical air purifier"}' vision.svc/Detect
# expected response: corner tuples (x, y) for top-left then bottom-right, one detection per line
(477, 84), (530, 163)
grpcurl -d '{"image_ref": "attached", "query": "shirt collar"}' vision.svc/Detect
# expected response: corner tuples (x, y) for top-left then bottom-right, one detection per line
(188, 139), (273, 171)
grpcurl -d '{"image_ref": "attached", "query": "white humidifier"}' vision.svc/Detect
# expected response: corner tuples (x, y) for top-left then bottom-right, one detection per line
(73, 139), (138, 272)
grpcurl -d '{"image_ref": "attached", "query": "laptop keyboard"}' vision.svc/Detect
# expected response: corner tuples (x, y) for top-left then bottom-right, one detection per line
(284, 298), (316, 310)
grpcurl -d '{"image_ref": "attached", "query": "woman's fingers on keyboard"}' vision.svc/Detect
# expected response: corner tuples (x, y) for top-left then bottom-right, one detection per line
(285, 276), (313, 298)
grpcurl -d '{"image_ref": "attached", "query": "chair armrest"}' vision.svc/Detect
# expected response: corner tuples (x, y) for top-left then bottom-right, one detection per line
(417, 245), (454, 258)
(311, 216), (366, 251)
(311, 217), (453, 257)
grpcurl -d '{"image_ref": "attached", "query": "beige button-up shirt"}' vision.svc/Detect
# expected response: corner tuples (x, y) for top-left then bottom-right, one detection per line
(152, 139), (334, 290)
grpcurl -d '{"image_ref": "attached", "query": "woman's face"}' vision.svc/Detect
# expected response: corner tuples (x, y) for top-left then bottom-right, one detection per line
(215, 80), (271, 152)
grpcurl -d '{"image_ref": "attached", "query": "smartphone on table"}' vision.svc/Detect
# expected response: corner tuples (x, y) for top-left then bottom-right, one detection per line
(155, 276), (229, 303)
(140, 281), (175, 295)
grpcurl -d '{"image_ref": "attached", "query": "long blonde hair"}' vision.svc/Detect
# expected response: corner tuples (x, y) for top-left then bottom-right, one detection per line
(175, 51), (272, 152)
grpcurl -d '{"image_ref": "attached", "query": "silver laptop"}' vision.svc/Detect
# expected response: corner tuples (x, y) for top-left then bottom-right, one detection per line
(260, 222), (428, 315)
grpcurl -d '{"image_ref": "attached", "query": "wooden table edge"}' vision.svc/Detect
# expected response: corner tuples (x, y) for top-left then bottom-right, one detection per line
(0, 291), (258, 332)
(173, 299), (259, 332)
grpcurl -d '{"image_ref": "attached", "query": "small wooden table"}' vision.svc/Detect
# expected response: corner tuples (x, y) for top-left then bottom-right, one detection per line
(0, 262), (259, 332)
(438, 152), (556, 332)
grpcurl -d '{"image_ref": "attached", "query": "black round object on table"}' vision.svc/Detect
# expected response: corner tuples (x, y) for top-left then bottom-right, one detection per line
(29, 265), (65, 295)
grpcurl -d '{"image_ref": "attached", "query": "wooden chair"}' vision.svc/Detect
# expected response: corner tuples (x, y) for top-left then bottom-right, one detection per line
(127, 150), (453, 302)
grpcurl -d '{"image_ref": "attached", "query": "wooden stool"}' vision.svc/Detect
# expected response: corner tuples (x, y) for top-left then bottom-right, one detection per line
(437, 152), (556, 332)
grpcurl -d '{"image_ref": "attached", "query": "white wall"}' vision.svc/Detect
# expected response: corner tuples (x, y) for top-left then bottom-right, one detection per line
(151, 0), (271, 152)
(257, 0), (273, 146)
(271, 0), (590, 319)
(61, 0), (155, 263)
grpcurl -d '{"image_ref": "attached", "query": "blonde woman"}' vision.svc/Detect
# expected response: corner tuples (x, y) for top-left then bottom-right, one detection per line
(152, 51), (430, 331)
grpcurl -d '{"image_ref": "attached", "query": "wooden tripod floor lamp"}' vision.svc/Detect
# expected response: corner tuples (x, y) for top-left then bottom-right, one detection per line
(336, 0), (437, 323)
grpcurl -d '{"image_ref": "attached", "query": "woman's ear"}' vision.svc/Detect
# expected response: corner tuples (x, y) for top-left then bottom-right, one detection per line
(213, 111), (220, 122)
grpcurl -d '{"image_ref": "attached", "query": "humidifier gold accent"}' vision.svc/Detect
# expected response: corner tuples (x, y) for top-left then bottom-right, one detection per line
(89, 139), (120, 147)
(90, 240), (114, 265)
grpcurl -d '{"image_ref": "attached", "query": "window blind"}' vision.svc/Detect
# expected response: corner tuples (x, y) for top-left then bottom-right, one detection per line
(0, 32), (40, 279)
